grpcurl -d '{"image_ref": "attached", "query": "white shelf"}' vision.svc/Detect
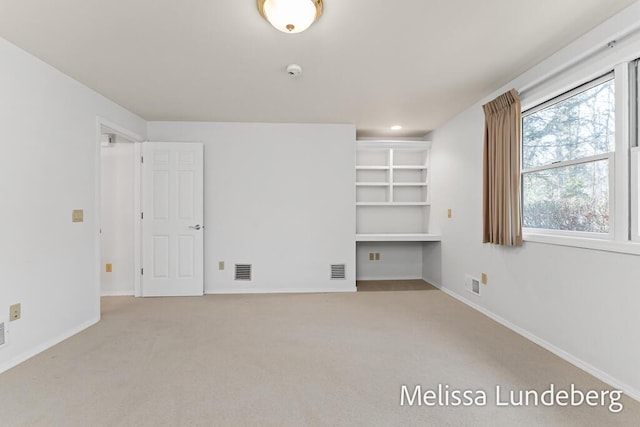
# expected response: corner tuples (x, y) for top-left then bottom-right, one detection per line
(356, 141), (432, 239)
(356, 202), (429, 206)
(356, 165), (390, 170)
(356, 233), (441, 242)
(393, 165), (427, 170)
(356, 182), (388, 187)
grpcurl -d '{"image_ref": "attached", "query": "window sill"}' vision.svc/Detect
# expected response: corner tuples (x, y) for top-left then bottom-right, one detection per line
(523, 232), (640, 256)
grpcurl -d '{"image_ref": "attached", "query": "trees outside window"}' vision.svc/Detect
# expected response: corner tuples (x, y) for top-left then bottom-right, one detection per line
(522, 76), (615, 234)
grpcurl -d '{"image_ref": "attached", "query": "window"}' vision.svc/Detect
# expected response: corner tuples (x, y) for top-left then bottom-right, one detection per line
(522, 75), (615, 236)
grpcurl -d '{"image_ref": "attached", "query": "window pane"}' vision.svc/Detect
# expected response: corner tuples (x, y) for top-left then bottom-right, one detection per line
(523, 160), (609, 233)
(523, 79), (615, 169)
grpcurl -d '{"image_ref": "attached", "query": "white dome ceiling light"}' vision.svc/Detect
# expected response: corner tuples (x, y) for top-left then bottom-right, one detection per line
(257, 0), (323, 34)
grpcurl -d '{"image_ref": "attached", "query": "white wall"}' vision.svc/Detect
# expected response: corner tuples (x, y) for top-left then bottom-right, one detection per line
(426, 2), (640, 399)
(421, 241), (441, 286)
(100, 136), (136, 296)
(147, 122), (356, 293)
(356, 243), (423, 280)
(0, 37), (146, 373)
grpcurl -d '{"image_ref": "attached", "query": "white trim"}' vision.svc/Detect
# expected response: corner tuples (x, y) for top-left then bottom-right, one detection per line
(523, 232), (640, 255)
(610, 154), (617, 238)
(436, 286), (640, 402)
(632, 147), (640, 242)
(97, 117), (145, 142)
(356, 275), (423, 281)
(521, 153), (611, 174)
(523, 227), (610, 240)
(0, 317), (99, 375)
(94, 119), (103, 316)
(614, 63), (631, 242)
(205, 287), (357, 295)
(422, 277), (442, 288)
(133, 142), (142, 297)
(100, 291), (135, 297)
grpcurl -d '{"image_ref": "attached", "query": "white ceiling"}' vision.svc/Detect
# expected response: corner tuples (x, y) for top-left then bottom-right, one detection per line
(0, 0), (636, 137)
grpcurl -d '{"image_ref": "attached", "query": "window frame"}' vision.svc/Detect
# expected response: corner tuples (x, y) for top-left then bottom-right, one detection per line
(521, 72), (616, 239)
(631, 59), (640, 242)
(632, 147), (640, 242)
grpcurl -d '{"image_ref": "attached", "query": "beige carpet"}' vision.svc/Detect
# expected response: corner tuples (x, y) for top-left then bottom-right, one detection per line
(0, 285), (638, 426)
(357, 279), (437, 292)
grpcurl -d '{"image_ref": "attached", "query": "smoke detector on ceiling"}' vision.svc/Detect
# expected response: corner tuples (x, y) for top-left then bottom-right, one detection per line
(286, 64), (303, 77)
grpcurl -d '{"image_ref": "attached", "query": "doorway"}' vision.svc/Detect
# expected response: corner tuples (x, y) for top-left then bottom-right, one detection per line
(97, 119), (143, 299)
(100, 131), (136, 295)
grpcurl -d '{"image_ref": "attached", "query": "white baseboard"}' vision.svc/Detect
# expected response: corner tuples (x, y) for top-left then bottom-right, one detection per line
(0, 317), (100, 375)
(436, 285), (640, 402)
(100, 291), (134, 296)
(356, 276), (423, 281)
(422, 276), (442, 287)
(206, 286), (357, 295)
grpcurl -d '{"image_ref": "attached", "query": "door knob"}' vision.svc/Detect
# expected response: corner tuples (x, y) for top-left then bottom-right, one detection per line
(189, 224), (202, 230)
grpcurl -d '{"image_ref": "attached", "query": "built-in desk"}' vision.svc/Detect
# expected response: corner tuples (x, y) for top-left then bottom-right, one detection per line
(356, 233), (441, 242)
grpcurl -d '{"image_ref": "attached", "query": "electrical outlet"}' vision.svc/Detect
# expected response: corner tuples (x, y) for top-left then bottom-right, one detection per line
(375, 253), (381, 261)
(218, 261), (225, 270)
(481, 273), (488, 284)
(72, 209), (84, 223)
(106, 263), (113, 273)
(369, 253), (374, 261)
(10, 304), (21, 321)
(447, 209), (452, 218)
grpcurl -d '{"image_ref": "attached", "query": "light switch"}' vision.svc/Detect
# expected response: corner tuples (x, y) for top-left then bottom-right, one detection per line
(369, 253), (374, 261)
(375, 253), (381, 261)
(72, 209), (84, 223)
(447, 209), (452, 219)
(481, 273), (488, 285)
(218, 261), (225, 270)
(106, 263), (113, 273)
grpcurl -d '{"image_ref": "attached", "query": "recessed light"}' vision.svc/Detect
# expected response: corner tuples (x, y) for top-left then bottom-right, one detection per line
(391, 125), (402, 131)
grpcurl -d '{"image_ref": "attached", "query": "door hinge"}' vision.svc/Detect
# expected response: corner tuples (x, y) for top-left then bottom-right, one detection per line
(141, 212), (144, 219)
(141, 156), (144, 164)
(141, 268), (144, 276)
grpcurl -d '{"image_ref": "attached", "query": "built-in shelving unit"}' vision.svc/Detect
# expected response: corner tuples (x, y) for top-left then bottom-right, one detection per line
(356, 140), (438, 242)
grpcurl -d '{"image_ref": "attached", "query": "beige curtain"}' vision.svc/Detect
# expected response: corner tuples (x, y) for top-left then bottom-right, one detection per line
(482, 89), (522, 246)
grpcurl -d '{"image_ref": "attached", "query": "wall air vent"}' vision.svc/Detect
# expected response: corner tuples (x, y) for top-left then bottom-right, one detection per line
(235, 264), (252, 281)
(331, 264), (346, 280)
(465, 274), (481, 296)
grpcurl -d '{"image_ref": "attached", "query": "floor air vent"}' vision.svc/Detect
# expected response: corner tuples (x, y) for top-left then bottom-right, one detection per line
(465, 275), (481, 296)
(331, 264), (346, 280)
(235, 264), (252, 281)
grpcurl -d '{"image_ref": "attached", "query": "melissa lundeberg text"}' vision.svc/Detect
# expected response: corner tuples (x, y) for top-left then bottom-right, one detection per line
(400, 384), (623, 413)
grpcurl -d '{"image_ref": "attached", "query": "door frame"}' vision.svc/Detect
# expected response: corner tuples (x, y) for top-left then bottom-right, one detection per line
(95, 117), (145, 300)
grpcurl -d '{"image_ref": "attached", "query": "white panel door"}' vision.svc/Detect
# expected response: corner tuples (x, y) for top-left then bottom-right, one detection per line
(141, 142), (204, 296)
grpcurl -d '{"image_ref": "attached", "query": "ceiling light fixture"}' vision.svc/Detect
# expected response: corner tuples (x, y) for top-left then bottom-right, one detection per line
(257, 0), (323, 34)
(391, 125), (403, 131)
